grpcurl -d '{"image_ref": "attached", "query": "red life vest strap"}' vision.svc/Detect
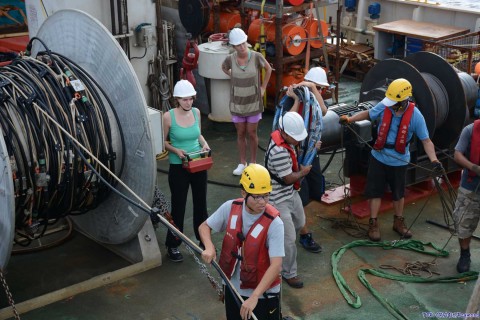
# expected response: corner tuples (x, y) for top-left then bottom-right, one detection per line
(373, 102), (415, 154)
(267, 130), (301, 190)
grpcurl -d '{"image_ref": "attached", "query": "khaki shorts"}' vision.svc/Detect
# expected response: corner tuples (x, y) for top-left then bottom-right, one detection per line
(453, 187), (480, 239)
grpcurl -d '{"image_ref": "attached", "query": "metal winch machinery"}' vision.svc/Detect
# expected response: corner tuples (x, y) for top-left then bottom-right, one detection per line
(319, 51), (478, 192)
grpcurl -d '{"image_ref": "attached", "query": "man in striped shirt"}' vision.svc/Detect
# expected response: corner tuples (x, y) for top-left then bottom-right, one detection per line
(265, 112), (312, 289)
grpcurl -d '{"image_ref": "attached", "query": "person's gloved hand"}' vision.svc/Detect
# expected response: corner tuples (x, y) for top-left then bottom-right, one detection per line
(472, 165), (480, 177)
(339, 115), (350, 125)
(432, 160), (445, 176)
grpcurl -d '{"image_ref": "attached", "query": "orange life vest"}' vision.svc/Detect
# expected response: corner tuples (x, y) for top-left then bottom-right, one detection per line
(218, 198), (281, 289)
(269, 130), (301, 190)
(373, 102), (415, 154)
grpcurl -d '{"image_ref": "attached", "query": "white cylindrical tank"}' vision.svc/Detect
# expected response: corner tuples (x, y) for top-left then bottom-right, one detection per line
(198, 41), (233, 122)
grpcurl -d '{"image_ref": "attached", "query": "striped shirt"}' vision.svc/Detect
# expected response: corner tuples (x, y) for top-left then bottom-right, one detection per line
(222, 50), (266, 116)
(265, 141), (295, 204)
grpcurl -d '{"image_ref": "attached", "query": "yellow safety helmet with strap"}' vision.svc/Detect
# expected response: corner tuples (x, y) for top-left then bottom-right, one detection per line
(240, 164), (272, 194)
(382, 78), (413, 107)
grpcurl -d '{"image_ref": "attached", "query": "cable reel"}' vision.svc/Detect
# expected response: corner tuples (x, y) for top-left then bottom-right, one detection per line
(0, 9), (157, 269)
(30, 10), (156, 245)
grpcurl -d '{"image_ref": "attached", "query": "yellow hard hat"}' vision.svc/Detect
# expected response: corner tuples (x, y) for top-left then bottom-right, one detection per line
(381, 78), (412, 106)
(240, 164), (272, 194)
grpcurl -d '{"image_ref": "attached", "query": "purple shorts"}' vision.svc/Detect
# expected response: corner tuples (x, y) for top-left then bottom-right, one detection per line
(231, 113), (262, 124)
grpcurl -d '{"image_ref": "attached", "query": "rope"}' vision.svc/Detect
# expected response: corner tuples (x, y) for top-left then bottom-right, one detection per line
(147, 57), (172, 112)
(379, 261), (440, 277)
(332, 239), (479, 319)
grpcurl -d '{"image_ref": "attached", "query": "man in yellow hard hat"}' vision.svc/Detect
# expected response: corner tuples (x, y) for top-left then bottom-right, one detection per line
(199, 164), (284, 320)
(339, 78), (443, 241)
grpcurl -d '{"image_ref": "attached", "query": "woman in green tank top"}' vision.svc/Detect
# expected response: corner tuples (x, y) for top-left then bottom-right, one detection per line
(162, 80), (210, 262)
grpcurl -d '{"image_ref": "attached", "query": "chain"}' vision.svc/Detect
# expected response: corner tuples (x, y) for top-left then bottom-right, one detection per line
(152, 186), (171, 216)
(0, 268), (20, 319)
(185, 245), (224, 301)
(151, 187), (224, 300)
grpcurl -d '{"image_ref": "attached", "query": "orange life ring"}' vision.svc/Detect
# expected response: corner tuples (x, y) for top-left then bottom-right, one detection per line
(304, 19), (329, 49)
(248, 19), (306, 56)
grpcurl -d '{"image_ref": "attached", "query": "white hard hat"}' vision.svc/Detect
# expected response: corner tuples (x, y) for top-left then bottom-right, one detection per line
(279, 112), (307, 142)
(173, 80), (197, 98)
(304, 67), (329, 87)
(228, 28), (248, 46)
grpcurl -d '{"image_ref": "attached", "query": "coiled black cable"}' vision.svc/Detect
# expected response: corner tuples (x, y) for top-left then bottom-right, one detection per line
(0, 40), (125, 245)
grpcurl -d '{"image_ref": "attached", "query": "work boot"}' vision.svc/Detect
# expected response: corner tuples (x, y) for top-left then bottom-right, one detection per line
(457, 249), (471, 273)
(393, 215), (412, 238)
(299, 233), (322, 253)
(368, 218), (381, 242)
(282, 275), (304, 289)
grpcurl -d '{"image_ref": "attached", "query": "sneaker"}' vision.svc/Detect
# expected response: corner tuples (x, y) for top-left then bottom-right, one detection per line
(299, 233), (322, 253)
(167, 246), (183, 262)
(457, 252), (471, 273)
(282, 275), (304, 289)
(232, 163), (246, 176)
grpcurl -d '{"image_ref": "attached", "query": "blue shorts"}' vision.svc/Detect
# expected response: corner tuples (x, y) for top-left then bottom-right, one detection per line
(231, 113), (262, 124)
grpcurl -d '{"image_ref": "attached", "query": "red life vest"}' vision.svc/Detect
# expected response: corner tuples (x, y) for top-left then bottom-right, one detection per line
(271, 130), (301, 190)
(468, 119), (480, 179)
(373, 102), (415, 154)
(218, 198), (281, 290)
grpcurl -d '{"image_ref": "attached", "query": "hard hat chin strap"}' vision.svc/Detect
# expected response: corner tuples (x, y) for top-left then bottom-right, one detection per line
(393, 99), (409, 112)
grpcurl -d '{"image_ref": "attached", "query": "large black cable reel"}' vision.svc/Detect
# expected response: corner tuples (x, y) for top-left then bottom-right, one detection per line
(344, 51), (477, 184)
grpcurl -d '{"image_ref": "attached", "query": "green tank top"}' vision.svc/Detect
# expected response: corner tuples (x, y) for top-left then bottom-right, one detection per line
(168, 108), (202, 164)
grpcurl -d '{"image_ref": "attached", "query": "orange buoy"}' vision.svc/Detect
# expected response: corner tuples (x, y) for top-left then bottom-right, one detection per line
(205, 11), (241, 33)
(475, 62), (480, 75)
(267, 66), (304, 97)
(248, 19), (306, 56)
(304, 19), (329, 49)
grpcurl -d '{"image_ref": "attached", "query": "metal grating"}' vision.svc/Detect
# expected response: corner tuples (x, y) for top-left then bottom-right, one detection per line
(424, 31), (480, 74)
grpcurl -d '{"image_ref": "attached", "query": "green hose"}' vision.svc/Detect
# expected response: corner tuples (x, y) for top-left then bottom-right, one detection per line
(332, 239), (479, 319)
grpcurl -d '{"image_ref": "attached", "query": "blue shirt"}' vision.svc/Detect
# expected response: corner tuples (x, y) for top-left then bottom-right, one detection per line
(454, 123), (480, 193)
(368, 102), (430, 166)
